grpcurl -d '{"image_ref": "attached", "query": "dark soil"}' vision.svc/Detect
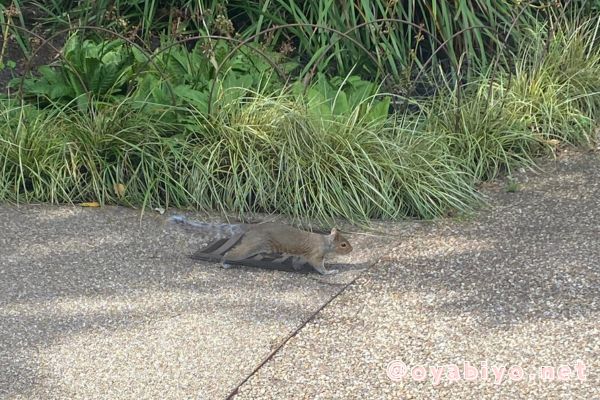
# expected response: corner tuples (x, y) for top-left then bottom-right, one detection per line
(0, 2), (68, 94)
(0, 31), (65, 94)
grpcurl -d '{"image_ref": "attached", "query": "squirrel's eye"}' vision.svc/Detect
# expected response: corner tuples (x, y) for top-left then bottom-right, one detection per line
(341, 243), (347, 247)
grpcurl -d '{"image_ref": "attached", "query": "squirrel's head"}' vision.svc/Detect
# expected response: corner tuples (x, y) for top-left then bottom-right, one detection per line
(330, 228), (353, 254)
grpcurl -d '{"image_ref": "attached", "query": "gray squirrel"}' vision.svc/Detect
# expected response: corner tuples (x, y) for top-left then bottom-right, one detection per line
(169, 215), (352, 274)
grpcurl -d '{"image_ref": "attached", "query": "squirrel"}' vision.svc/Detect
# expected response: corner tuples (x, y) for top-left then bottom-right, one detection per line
(168, 215), (352, 275)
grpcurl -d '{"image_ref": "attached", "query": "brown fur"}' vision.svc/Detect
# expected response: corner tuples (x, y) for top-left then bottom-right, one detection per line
(223, 223), (352, 274)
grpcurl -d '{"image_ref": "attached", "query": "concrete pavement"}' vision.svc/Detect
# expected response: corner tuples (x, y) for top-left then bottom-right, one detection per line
(1, 150), (599, 399)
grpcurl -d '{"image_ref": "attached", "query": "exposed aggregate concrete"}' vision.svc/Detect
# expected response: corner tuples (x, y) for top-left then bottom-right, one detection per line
(1, 150), (599, 399)
(235, 151), (600, 399)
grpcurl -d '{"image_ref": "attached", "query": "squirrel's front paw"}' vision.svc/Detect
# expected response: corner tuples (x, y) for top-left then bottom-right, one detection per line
(324, 269), (338, 275)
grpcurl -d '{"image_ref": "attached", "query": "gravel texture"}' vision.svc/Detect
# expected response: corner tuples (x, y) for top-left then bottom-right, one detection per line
(1, 150), (599, 399)
(234, 150), (600, 399)
(0, 206), (368, 399)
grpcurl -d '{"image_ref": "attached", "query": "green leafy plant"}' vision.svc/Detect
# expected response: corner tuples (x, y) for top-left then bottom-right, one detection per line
(291, 73), (391, 124)
(500, 16), (600, 148)
(0, 89), (478, 223)
(1, 8), (598, 225)
(425, 15), (599, 184)
(132, 39), (296, 114)
(425, 79), (548, 183)
(17, 34), (135, 109)
(234, 0), (555, 81)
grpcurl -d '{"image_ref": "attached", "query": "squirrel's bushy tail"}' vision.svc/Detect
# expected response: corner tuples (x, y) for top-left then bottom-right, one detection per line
(168, 215), (244, 237)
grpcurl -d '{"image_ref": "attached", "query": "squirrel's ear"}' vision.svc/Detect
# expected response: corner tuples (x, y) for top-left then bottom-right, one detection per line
(330, 227), (339, 237)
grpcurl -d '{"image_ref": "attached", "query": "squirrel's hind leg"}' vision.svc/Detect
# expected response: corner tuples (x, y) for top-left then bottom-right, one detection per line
(222, 236), (268, 268)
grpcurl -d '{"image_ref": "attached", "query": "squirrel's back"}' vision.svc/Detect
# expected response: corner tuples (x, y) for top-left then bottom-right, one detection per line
(247, 223), (322, 253)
